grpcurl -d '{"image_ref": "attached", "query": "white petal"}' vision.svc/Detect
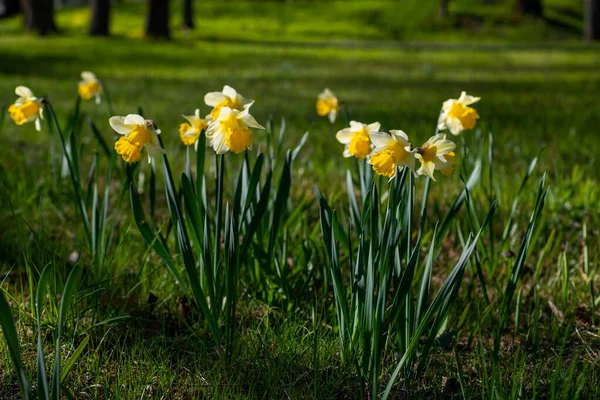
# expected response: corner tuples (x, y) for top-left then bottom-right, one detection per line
(328, 110), (337, 124)
(124, 114), (145, 125)
(35, 118), (41, 132)
(240, 113), (263, 129)
(367, 122), (381, 133)
(95, 94), (101, 105)
(212, 132), (229, 154)
(222, 85), (237, 99)
(343, 148), (352, 158)
(349, 121), (362, 131)
(216, 107), (233, 121)
(369, 132), (393, 147)
(16, 86), (34, 100)
(195, 109), (201, 119)
(335, 128), (354, 144)
(81, 71), (97, 82)
(205, 92), (227, 107)
(390, 130), (409, 144)
(109, 116), (132, 135)
(457, 91), (480, 105)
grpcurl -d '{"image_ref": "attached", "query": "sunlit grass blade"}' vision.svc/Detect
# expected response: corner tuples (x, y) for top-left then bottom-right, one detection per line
(0, 289), (32, 400)
(36, 264), (52, 400)
(52, 265), (81, 400)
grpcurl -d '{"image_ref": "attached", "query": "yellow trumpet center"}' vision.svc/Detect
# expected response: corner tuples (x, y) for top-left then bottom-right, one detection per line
(370, 142), (410, 178)
(211, 98), (242, 120)
(441, 151), (455, 176)
(316, 97), (338, 116)
(78, 81), (101, 100)
(220, 114), (252, 154)
(348, 128), (371, 159)
(448, 102), (479, 131)
(9, 100), (40, 126)
(114, 124), (153, 163)
(179, 119), (207, 146)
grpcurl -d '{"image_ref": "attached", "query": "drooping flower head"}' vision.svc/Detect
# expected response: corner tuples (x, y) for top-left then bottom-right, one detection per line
(414, 134), (456, 180)
(179, 109), (208, 149)
(78, 71), (102, 105)
(368, 130), (415, 179)
(206, 107), (264, 155)
(438, 91), (480, 135)
(109, 114), (163, 163)
(8, 86), (44, 131)
(335, 121), (379, 159)
(316, 88), (339, 123)
(204, 85), (253, 122)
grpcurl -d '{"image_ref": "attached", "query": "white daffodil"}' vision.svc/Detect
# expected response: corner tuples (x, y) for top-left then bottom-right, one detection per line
(316, 88), (339, 123)
(415, 134), (456, 180)
(368, 130), (415, 178)
(204, 85), (253, 122)
(8, 86), (44, 131)
(438, 91), (480, 135)
(78, 71), (102, 105)
(109, 114), (163, 163)
(206, 106), (264, 155)
(179, 109), (208, 150)
(335, 121), (380, 159)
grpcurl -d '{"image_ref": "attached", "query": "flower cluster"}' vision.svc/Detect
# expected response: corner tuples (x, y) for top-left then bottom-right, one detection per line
(330, 91), (480, 180)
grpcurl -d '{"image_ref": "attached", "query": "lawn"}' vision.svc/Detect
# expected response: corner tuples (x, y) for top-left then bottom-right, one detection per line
(1, 1), (600, 398)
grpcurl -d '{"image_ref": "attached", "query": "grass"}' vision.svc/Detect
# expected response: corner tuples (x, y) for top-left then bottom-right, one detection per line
(1, 0), (600, 398)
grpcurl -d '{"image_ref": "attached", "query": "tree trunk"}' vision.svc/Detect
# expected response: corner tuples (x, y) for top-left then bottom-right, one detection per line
(19, 0), (58, 35)
(89, 0), (110, 36)
(2, 0), (21, 17)
(439, 0), (449, 17)
(182, 0), (193, 30)
(146, 0), (170, 39)
(585, 0), (600, 41)
(517, 0), (543, 17)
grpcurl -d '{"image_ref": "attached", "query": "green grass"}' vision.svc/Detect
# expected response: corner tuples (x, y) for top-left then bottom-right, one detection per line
(1, 1), (600, 398)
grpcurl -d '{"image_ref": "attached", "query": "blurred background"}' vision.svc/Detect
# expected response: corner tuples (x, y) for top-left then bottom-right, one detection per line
(0, 0), (599, 197)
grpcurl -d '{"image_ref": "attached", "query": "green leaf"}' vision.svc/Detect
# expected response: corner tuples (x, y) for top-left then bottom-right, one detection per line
(0, 289), (32, 399)
(52, 265), (81, 400)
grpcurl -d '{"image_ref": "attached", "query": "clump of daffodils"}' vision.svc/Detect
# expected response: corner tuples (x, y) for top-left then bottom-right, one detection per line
(8, 86), (44, 131)
(316, 88), (339, 123)
(110, 114), (163, 163)
(335, 121), (379, 159)
(367, 130), (415, 178)
(78, 71), (102, 105)
(179, 109), (208, 149)
(438, 91), (480, 135)
(204, 85), (253, 122)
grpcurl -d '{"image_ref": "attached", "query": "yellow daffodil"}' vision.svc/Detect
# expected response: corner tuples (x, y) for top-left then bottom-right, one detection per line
(414, 134), (456, 180)
(179, 109), (208, 150)
(368, 130), (415, 178)
(335, 121), (379, 159)
(8, 86), (44, 131)
(204, 85), (253, 122)
(205, 106), (264, 155)
(78, 71), (102, 104)
(316, 88), (339, 123)
(438, 91), (480, 135)
(109, 114), (163, 163)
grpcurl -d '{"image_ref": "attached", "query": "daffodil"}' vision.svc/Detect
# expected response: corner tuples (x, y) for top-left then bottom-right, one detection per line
(368, 130), (415, 178)
(204, 85), (253, 122)
(179, 109), (208, 149)
(335, 121), (379, 159)
(78, 71), (102, 105)
(438, 91), (480, 135)
(205, 106), (263, 155)
(109, 114), (163, 163)
(8, 86), (44, 131)
(414, 134), (456, 180)
(316, 88), (339, 123)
